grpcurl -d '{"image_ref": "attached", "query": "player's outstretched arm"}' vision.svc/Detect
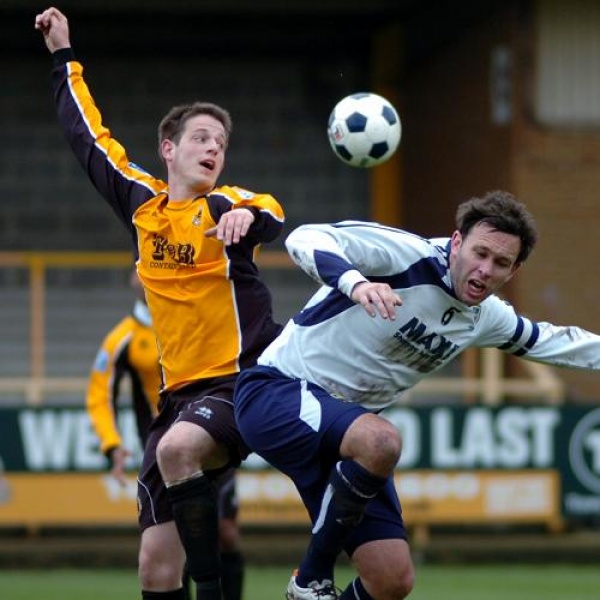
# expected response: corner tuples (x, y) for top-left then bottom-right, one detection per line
(34, 7), (71, 53)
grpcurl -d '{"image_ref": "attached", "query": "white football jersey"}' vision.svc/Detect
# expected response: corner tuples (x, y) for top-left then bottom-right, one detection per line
(258, 221), (600, 409)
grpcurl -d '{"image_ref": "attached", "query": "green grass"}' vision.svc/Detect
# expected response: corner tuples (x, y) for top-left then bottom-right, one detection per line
(0, 565), (598, 599)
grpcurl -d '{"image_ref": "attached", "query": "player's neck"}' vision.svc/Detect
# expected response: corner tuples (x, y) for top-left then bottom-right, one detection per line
(167, 182), (212, 202)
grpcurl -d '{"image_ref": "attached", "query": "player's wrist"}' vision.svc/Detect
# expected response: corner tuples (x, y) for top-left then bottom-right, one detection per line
(339, 269), (368, 297)
(236, 205), (260, 223)
(105, 445), (120, 467)
(52, 47), (75, 67)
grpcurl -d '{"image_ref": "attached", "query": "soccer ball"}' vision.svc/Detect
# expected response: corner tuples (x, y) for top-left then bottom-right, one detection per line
(327, 92), (401, 168)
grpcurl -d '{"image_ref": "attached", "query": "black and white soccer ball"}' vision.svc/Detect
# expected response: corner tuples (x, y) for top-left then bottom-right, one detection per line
(327, 92), (402, 168)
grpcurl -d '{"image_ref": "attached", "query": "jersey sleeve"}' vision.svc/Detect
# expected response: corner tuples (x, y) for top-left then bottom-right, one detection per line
(207, 186), (285, 244)
(50, 51), (166, 236)
(476, 295), (600, 370)
(285, 221), (434, 297)
(85, 320), (133, 455)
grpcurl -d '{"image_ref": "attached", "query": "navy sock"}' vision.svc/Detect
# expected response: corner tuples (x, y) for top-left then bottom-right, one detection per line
(297, 460), (387, 587)
(167, 475), (222, 600)
(340, 577), (373, 600)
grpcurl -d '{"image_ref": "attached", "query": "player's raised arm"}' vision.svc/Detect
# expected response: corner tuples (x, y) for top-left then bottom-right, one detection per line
(34, 7), (71, 53)
(35, 6), (163, 230)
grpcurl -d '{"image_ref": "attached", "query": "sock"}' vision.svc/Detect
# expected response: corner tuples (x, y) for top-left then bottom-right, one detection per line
(297, 460), (387, 587)
(167, 474), (222, 600)
(220, 550), (245, 600)
(340, 577), (373, 600)
(142, 590), (187, 599)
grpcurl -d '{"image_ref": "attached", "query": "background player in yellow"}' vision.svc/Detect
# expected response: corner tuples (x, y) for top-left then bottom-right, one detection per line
(86, 271), (160, 485)
(36, 7), (284, 600)
(86, 271), (246, 600)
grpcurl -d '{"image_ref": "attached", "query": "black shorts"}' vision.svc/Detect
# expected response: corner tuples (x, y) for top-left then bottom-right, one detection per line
(137, 376), (248, 531)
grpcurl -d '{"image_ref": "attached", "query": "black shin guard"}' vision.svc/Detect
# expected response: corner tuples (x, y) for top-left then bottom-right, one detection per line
(298, 460), (387, 586)
(220, 550), (245, 600)
(167, 475), (222, 600)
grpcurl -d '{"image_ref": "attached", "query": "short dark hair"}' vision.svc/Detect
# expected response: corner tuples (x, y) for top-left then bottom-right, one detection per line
(157, 102), (233, 161)
(455, 190), (538, 264)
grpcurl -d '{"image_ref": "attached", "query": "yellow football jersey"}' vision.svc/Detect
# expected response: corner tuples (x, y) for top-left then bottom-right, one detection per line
(54, 57), (285, 391)
(86, 301), (160, 454)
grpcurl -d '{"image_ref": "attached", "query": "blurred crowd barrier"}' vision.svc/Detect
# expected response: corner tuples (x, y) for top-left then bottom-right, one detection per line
(0, 252), (565, 407)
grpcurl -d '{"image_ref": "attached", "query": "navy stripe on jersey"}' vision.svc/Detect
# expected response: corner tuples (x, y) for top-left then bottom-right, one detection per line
(498, 316), (539, 356)
(294, 289), (355, 326)
(370, 256), (453, 296)
(294, 255), (454, 327)
(513, 321), (540, 356)
(498, 317), (525, 350)
(314, 250), (354, 288)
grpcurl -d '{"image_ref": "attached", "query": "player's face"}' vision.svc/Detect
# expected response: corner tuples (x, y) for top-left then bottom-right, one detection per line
(164, 114), (226, 196)
(449, 222), (521, 306)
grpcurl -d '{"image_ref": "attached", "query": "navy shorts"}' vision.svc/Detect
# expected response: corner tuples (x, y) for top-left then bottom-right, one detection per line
(137, 376), (247, 531)
(234, 365), (407, 556)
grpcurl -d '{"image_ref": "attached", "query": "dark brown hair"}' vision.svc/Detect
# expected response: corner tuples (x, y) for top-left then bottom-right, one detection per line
(157, 102), (233, 161)
(455, 190), (538, 264)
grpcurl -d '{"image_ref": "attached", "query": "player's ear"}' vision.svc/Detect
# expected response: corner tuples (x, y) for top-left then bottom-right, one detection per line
(161, 138), (175, 162)
(450, 230), (462, 253)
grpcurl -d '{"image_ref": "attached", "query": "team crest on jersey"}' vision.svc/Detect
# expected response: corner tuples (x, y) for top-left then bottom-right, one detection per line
(192, 206), (203, 226)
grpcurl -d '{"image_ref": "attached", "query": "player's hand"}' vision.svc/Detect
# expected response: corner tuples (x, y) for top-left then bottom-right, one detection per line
(205, 208), (255, 245)
(110, 446), (132, 487)
(34, 7), (71, 53)
(351, 281), (402, 320)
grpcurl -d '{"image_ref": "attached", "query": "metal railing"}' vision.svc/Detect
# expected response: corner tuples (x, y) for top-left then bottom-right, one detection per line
(0, 252), (565, 406)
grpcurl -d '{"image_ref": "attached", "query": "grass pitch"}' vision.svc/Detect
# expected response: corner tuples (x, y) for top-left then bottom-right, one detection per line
(0, 564), (599, 599)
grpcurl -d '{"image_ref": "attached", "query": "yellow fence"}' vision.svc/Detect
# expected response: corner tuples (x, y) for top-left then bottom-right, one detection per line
(0, 251), (565, 406)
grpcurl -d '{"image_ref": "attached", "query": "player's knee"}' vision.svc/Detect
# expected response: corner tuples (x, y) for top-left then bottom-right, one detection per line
(393, 565), (415, 599)
(373, 424), (402, 468)
(138, 545), (182, 590)
(156, 430), (193, 475)
(363, 566), (415, 600)
(157, 429), (182, 460)
(343, 416), (402, 474)
(361, 422), (402, 473)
